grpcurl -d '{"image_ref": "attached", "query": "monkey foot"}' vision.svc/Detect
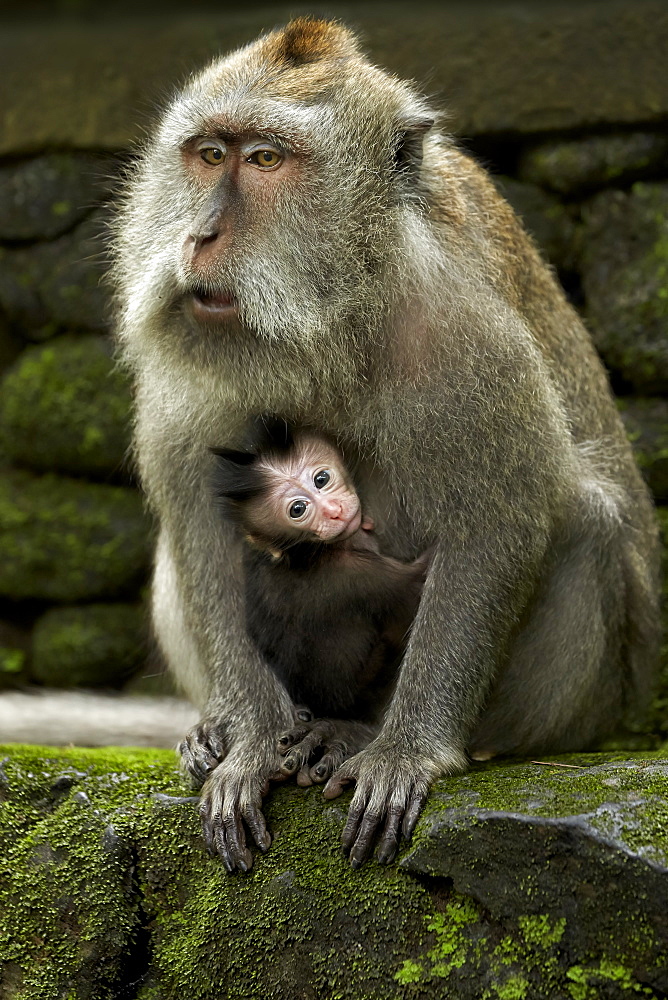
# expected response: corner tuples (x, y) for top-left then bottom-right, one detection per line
(179, 716), (229, 785)
(277, 718), (375, 787)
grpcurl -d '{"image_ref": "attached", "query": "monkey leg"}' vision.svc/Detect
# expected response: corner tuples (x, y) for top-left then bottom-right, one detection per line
(469, 512), (658, 759)
(277, 719), (376, 787)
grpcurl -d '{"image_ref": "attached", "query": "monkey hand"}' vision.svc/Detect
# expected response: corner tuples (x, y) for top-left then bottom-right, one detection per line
(323, 743), (454, 868)
(277, 719), (376, 787)
(179, 717), (229, 786)
(199, 749), (277, 873)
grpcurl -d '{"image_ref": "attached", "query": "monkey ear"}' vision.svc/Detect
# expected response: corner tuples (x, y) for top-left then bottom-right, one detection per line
(394, 117), (434, 180)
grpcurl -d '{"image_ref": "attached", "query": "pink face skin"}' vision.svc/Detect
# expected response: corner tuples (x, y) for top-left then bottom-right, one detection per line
(181, 129), (298, 323)
(248, 434), (363, 544)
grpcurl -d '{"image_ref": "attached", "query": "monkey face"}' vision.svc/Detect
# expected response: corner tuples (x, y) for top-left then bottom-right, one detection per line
(114, 24), (436, 359)
(248, 435), (362, 544)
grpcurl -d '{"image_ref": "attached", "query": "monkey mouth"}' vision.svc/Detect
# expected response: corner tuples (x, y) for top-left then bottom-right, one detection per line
(190, 288), (239, 322)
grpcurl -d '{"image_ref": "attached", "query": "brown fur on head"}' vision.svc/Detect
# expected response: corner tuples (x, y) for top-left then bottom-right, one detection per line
(262, 16), (359, 66)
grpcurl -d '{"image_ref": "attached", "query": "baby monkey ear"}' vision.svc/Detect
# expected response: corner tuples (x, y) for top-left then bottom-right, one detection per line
(394, 117), (434, 180)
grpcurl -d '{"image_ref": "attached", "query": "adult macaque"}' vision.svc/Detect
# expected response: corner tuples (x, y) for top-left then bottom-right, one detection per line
(113, 17), (659, 872)
(211, 418), (428, 787)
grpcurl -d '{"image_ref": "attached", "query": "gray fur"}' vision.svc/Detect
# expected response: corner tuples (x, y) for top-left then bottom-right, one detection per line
(111, 19), (660, 869)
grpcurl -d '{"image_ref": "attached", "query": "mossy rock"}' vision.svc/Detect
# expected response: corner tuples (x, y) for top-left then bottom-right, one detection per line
(581, 182), (668, 392)
(1, 746), (667, 999)
(31, 603), (146, 688)
(0, 469), (151, 602)
(518, 132), (668, 196)
(0, 153), (114, 242)
(0, 334), (132, 479)
(0, 210), (110, 339)
(495, 176), (578, 272)
(618, 397), (668, 501)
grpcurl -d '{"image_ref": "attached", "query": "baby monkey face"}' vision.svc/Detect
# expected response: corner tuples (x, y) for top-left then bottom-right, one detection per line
(252, 435), (362, 543)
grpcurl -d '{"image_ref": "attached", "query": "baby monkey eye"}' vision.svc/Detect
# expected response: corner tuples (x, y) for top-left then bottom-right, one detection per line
(248, 149), (283, 169)
(313, 470), (331, 489)
(289, 499), (308, 519)
(200, 146), (225, 165)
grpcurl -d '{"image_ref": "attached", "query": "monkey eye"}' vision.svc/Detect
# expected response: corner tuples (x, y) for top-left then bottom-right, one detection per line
(200, 145), (225, 165)
(288, 499), (309, 519)
(248, 149), (283, 169)
(313, 470), (331, 489)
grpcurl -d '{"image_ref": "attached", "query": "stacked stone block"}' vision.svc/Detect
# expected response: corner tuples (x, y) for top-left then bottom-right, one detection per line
(0, 155), (152, 690)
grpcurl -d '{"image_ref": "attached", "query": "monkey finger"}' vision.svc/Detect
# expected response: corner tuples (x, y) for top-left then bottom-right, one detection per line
(402, 790), (428, 841)
(296, 764), (314, 787)
(200, 806), (218, 858)
(222, 812), (253, 873)
(180, 738), (219, 784)
(213, 824), (236, 874)
(322, 770), (355, 800)
(243, 803), (272, 853)
(277, 726), (310, 753)
(340, 797), (366, 853)
(310, 747), (347, 783)
(375, 805), (403, 865)
(348, 809), (382, 869)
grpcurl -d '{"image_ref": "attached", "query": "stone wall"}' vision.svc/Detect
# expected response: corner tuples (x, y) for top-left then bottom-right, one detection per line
(0, 1), (667, 738)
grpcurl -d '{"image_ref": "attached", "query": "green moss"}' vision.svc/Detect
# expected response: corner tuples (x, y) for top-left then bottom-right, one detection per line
(32, 603), (146, 687)
(0, 334), (132, 479)
(566, 960), (654, 999)
(0, 469), (150, 601)
(0, 648), (25, 674)
(1, 747), (666, 999)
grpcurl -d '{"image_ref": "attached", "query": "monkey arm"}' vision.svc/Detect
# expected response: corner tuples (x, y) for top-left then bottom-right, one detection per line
(324, 344), (576, 867)
(322, 529), (549, 867)
(150, 506), (297, 872)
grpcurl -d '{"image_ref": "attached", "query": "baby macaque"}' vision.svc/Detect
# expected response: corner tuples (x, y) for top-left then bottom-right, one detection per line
(211, 418), (430, 783)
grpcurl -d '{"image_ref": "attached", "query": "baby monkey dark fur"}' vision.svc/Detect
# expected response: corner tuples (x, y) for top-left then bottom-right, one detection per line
(212, 418), (429, 723)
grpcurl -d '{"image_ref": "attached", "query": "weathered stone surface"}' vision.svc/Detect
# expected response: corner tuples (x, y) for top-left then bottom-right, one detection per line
(581, 182), (668, 391)
(0, 469), (150, 602)
(495, 176), (578, 271)
(518, 131), (668, 195)
(0, 334), (132, 479)
(32, 604), (146, 688)
(0, 153), (114, 242)
(1, 2), (668, 155)
(0, 747), (666, 999)
(618, 397), (668, 500)
(0, 690), (196, 748)
(0, 747), (158, 1000)
(402, 755), (668, 996)
(0, 209), (110, 339)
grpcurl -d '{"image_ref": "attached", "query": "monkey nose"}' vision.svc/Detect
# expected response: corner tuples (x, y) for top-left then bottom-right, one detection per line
(322, 499), (343, 520)
(187, 229), (219, 258)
